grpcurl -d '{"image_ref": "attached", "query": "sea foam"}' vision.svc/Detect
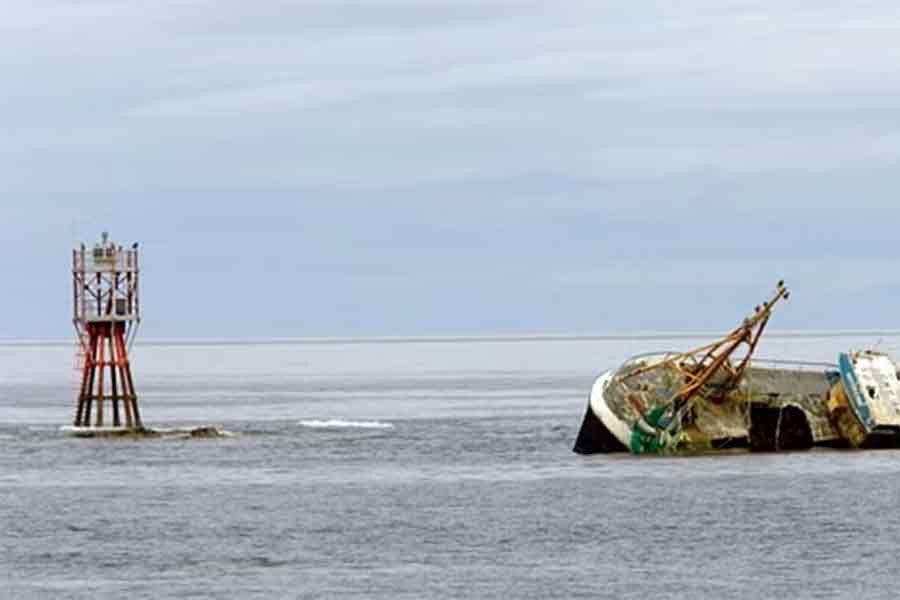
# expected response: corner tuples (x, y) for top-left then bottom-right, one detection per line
(298, 419), (394, 430)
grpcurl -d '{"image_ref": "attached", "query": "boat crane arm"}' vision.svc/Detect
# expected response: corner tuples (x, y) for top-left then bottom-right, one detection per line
(622, 281), (790, 434)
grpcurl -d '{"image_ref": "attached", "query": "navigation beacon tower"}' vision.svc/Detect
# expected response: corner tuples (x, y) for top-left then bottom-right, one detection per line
(72, 232), (143, 429)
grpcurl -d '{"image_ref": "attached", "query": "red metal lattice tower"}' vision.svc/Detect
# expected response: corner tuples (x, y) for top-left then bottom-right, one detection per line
(72, 233), (143, 429)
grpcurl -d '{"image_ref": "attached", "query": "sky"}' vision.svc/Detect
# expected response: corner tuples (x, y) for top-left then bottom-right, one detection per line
(2, 1), (900, 339)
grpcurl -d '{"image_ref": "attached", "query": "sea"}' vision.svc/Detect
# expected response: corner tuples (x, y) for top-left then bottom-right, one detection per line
(3, 333), (900, 599)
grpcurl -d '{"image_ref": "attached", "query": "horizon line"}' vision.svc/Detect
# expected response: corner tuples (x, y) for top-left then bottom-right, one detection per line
(2, 329), (900, 348)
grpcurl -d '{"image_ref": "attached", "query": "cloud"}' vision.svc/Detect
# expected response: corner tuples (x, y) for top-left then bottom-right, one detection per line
(3, 1), (900, 336)
(547, 257), (900, 292)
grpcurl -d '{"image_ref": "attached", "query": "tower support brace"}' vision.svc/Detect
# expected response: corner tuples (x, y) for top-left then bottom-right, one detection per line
(74, 321), (142, 429)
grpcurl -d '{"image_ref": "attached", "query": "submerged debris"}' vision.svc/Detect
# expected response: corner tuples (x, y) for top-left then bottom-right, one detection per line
(186, 426), (231, 438)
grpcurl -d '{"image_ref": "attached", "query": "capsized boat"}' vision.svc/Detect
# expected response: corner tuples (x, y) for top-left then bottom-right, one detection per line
(574, 282), (851, 455)
(826, 350), (900, 448)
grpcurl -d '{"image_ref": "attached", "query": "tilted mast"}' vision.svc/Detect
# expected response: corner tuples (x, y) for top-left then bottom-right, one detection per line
(623, 281), (790, 434)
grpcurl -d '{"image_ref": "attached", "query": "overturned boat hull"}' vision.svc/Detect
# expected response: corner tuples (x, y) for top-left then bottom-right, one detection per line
(574, 359), (845, 455)
(573, 283), (900, 455)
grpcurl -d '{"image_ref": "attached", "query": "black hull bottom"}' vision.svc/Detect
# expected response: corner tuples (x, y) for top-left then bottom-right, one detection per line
(573, 399), (627, 454)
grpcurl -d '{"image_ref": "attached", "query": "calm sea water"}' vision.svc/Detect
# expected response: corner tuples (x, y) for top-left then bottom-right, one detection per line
(3, 334), (900, 599)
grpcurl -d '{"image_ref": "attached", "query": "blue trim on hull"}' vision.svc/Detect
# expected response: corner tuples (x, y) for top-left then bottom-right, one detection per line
(838, 352), (875, 433)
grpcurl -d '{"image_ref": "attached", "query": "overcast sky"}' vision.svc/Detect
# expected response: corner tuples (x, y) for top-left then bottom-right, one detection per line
(3, 1), (900, 339)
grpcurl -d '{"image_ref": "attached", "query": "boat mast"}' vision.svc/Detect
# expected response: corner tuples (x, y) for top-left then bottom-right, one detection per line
(623, 281), (790, 431)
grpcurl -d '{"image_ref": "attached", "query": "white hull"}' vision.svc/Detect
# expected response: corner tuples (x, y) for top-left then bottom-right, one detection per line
(589, 370), (633, 450)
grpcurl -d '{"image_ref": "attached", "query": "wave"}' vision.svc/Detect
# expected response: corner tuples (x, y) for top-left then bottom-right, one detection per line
(298, 419), (394, 430)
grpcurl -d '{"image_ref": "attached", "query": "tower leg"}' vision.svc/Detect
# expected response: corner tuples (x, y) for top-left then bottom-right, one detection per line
(74, 337), (93, 426)
(81, 331), (98, 427)
(109, 333), (120, 427)
(116, 327), (142, 429)
(74, 322), (142, 431)
(95, 326), (106, 427)
(121, 363), (135, 429)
